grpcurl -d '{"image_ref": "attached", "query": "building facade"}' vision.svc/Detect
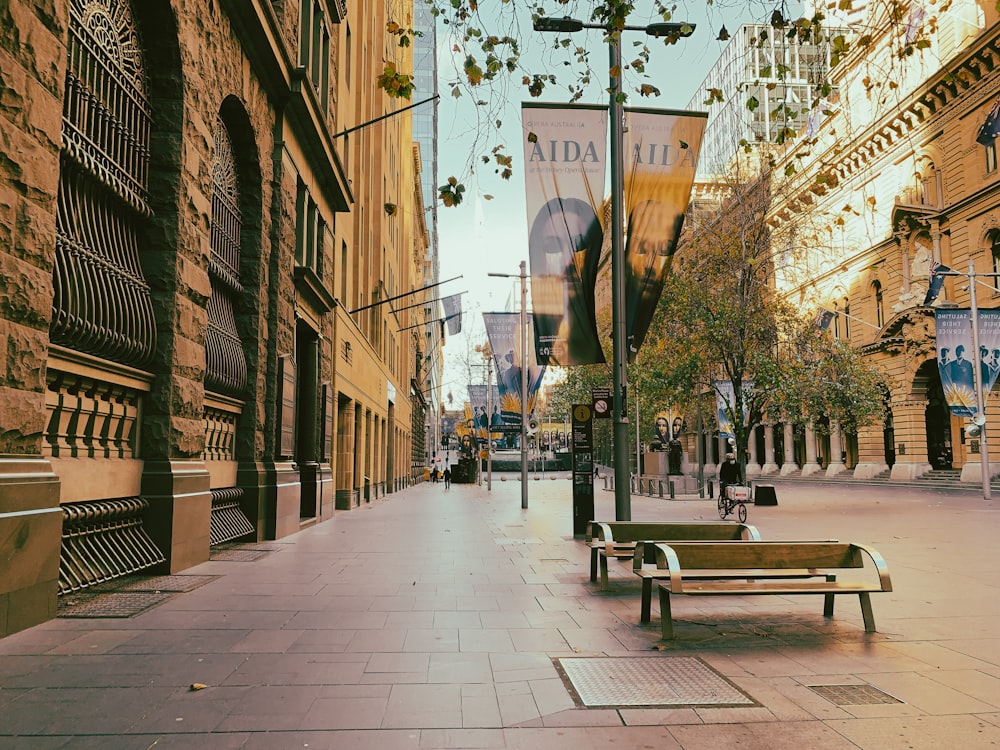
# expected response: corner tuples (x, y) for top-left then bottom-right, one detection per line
(0, 0), (431, 638)
(689, 1), (1000, 484)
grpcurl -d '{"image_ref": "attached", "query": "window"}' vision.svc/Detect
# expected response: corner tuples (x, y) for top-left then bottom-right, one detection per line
(987, 141), (997, 174)
(992, 232), (1000, 291)
(294, 179), (324, 276)
(299, 0), (330, 111)
(341, 240), (348, 302)
(873, 282), (885, 327)
(843, 300), (851, 340)
(53, 0), (156, 367)
(207, 115), (248, 396)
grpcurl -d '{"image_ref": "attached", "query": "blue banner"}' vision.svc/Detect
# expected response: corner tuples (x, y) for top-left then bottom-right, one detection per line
(714, 380), (751, 439)
(936, 308), (1000, 417)
(483, 312), (546, 423)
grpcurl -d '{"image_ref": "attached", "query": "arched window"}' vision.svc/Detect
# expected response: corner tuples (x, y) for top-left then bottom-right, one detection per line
(833, 302), (841, 338)
(991, 231), (1000, 292)
(206, 115), (248, 396)
(843, 298), (851, 339)
(53, 0), (155, 367)
(873, 281), (885, 328)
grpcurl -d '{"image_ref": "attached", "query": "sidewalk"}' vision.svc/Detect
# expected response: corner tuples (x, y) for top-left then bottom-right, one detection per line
(1, 477), (999, 749)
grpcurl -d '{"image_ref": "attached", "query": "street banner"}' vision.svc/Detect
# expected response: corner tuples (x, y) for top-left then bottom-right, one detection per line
(467, 385), (501, 441)
(715, 380), (736, 439)
(442, 294), (462, 335)
(522, 102), (607, 366)
(814, 308), (835, 331)
(623, 107), (707, 360)
(714, 380), (750, 439)
(935, 308), (1000, 417)
(483, 312), (546, 424)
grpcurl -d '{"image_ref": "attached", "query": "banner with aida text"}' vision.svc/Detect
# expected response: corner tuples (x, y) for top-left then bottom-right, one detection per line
(483, 312), (546, 424)
(522, 103), (607, 366)
(623, 107), (707, 361)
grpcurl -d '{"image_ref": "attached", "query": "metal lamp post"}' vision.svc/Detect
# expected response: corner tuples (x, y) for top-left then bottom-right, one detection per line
(533, 16), (694, 520)
(489, 261), (530, 508)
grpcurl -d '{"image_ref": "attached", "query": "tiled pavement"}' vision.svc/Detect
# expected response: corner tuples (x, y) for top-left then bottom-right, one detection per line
(2, 476), (1000, 749)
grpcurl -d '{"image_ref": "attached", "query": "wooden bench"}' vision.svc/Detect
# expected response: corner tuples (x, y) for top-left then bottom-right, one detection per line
(643, 541), (892, 639)
(587, 521), (761, 591)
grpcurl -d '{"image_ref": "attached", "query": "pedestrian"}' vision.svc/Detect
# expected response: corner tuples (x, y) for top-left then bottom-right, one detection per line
(443, 467), (451, 489)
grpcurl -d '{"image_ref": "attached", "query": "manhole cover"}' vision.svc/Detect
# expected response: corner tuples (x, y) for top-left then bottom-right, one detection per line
(555, 656), (755, 708)
(808, 684), (902, 705)
(58, 592), (173, 618)
(210, 549), (270, 561)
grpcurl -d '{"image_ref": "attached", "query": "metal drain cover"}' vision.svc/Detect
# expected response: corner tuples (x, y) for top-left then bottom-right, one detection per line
(58, 592), (173, 618)
(556, 656), (755, 708)
(111, 575), (218, 593)
(210, 549), (270, 561)
(808, 683), (902, 705)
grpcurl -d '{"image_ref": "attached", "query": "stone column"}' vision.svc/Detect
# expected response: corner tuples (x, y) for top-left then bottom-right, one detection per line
(0, 2), (64, 637)
(826, 421), (847, 476)
(781, 422), (799, 475)
(761, 424), (779, 475)
(853, 421), (890, 479)
(890, 399), (933, 480)
(746, 426), (761, 477)
(802, 421), (822, 475)
(336, 399), (357, 509)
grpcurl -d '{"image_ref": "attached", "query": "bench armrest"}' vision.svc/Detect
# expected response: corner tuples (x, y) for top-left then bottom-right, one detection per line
(651, 543), (685, 591)
(852, 543), (893, 592)
(589, 522), (615, 545)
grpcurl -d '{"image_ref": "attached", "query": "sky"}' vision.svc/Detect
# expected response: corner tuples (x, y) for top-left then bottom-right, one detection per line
(433, 1), (809, 397)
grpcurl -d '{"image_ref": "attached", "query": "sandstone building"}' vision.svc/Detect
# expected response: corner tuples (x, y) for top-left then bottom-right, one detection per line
(0, 0), (433, 637)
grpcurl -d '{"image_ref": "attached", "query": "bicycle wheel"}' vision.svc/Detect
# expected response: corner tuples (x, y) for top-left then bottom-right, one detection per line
(737, 501), (747, 523)
(717, 494), (728, 519)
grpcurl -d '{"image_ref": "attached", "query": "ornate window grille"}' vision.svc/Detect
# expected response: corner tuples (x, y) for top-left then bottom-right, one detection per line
(52, 0), (156, 368)
(207, 117), (248, 396)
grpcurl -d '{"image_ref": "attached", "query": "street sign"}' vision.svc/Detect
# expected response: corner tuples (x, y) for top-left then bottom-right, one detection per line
(592, 387), (611, 419)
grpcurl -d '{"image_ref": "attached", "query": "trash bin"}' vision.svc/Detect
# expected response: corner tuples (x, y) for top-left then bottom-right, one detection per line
(754, 484), (777, 506)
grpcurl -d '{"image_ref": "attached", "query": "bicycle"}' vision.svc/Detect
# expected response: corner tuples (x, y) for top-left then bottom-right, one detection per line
(718, 484), (750, 522)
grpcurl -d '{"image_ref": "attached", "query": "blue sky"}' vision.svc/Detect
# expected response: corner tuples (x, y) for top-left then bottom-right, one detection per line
(435, 2), (808, 388)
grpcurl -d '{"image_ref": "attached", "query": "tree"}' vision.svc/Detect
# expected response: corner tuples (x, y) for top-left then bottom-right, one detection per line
(384, 1), (941, 204)
(645, 157), (887, 471)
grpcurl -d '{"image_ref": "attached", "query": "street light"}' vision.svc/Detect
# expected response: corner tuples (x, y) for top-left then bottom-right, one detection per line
(534, 15), (695, 520)
(489, 261), (530, 508)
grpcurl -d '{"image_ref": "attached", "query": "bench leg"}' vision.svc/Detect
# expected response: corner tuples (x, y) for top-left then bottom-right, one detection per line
(600, 554), (609, 591)
(658, 586), (674, 639)
(858, 592), (876, 632)
(590, 548), (598, 582)
(640, 578), (652, 623)
(824, 574), (836, 617)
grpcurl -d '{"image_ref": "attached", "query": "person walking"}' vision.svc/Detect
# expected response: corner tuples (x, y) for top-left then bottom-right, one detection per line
(443, 467), (451, 490)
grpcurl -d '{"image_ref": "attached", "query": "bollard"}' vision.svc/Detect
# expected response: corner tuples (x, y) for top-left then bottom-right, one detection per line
(708, 481), (714, 499)
(669, 481), (675, 499)
(658, 480), (663, 498)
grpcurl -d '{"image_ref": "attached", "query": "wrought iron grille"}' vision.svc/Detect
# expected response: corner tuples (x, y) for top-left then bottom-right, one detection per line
(207, 116), (248, 396)
(52, 0), (156, 368)
(210, 487), (255, 546)
(59, 497), (165, 595)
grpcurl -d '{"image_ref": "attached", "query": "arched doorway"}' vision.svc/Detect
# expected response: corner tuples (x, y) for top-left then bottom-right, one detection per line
(921, 361), (953, 469)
